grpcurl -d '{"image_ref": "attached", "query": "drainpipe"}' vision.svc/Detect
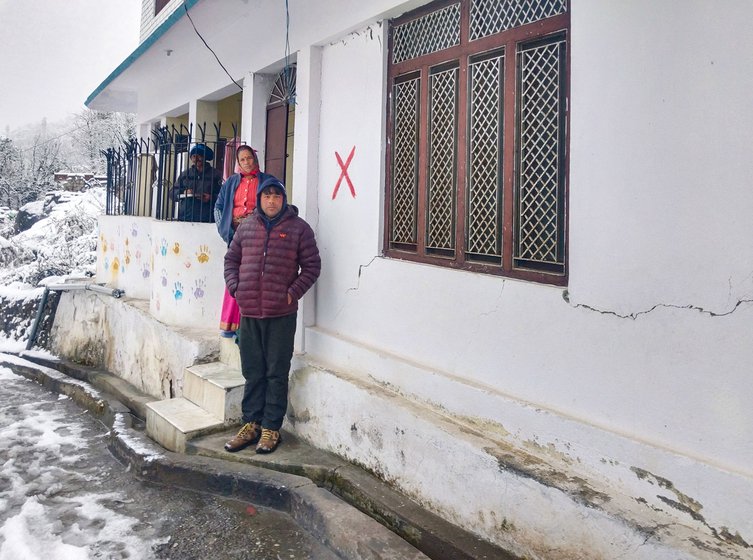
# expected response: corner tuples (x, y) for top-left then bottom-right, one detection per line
(25, 283), (125, 350)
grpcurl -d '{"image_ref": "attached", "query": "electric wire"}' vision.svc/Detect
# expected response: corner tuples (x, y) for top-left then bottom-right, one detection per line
(283, 0), (295, 105)
(182, 1), (243, 92)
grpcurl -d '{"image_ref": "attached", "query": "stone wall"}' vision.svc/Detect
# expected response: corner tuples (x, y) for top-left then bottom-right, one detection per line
(0, 289), (59, 350)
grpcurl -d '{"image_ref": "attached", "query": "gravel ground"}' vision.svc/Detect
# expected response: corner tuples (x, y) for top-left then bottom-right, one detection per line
(150, 487), (338, 560)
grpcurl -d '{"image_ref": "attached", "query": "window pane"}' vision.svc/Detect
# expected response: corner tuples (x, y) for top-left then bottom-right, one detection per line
(393, 3), (461, 63)
(515, 36), (566, 272)
(470, 0), (568, 40)
(427, 65), (458, 254)
(391, 76), (421, 246)
(467, 51), (504, 262)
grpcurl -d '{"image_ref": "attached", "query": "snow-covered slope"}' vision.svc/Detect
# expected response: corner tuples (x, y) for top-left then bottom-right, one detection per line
(0, 187), (104, 287)
(0, 187), (104, 347)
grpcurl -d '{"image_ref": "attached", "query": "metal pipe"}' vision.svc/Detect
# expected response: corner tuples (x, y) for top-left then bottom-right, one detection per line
(25, 287), (50, 350)
(25, 282), (124, 350)
(46, 283), (125, 298)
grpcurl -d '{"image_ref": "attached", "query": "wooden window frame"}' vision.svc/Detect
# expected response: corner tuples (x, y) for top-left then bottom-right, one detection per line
(384, 0), (570, 286)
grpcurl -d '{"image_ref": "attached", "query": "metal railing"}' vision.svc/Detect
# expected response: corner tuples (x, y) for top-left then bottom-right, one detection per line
(103, 123), (243, 222)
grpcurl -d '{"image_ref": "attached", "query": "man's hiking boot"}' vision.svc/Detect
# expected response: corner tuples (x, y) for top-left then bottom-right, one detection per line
(224, 422), (261, 452)
(256, 428), (281, 454)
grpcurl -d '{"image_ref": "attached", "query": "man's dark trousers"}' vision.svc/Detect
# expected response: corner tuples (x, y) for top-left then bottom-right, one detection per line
(237, 313), (297, 430)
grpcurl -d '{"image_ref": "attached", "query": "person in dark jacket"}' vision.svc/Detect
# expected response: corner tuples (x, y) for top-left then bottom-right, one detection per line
(223, 177), (321, 454)
(171, 143), (223, 222)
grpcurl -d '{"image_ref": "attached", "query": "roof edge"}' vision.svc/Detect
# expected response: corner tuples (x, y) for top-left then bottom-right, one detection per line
(85, 0), (202, 108)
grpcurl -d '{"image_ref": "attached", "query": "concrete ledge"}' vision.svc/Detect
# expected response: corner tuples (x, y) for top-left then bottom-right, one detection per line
(48, 291), (220, 398)
(18, 351), (154, 420)
(187, 428), (518, 559)
(290, 484), (428, 560)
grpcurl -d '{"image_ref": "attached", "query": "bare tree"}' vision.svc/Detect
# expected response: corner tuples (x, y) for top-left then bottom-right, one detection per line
(1, 111), (135, 209)
(68, 109), (136, 174)
(0, 137), (23, 208)
(22, 129), (63, 205)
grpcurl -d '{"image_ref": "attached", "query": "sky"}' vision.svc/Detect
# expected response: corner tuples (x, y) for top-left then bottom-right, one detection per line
(0, 0), (141, 134)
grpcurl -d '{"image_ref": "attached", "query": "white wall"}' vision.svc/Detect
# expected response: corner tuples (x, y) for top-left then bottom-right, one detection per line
(97, 216), (226, 329)
(569, 0), (753, 314)
(101, 0), (753, 552)
(97, 216), (153, 300)
(139, 0), (184, 44)
(304, 5), (753, 481)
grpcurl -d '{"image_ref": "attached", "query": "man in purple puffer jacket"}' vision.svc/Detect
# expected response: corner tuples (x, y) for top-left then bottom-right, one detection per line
(223, 177), (320, 454)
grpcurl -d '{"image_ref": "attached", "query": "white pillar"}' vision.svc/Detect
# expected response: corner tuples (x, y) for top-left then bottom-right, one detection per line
(291, 46), (323, 351)
(240, 71), (275, 168)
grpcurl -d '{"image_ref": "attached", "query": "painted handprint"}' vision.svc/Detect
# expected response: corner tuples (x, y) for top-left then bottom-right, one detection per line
(173, 282), (184, 301)
(193, 278), (206, 299)
(196, 245), (210, 264)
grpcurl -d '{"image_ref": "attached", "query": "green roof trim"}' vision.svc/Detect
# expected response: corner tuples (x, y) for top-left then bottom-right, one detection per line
(85, 0), (201, 107)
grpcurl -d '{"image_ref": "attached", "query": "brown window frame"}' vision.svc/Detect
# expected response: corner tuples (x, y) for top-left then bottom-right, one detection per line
(384, 0), (570, 286)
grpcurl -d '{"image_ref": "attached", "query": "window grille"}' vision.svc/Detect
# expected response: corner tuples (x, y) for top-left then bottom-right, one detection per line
(515, 37), (566, 271)
(467, 50), (504, 262)
(427, 65), (459, 254)
(386, 0), (569, 284)
(391, 76), (421, 246)
(470, 0), (567, 40)
(392, 3), (461, 64)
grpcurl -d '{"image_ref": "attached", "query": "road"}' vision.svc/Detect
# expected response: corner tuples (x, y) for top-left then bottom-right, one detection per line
(0, 361), (338, 560)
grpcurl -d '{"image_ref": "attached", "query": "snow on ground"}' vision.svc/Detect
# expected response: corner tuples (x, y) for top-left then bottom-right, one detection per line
(0, 336), (25, 354)
(0, 365), (167, 560)
(0, 187), (104, 288)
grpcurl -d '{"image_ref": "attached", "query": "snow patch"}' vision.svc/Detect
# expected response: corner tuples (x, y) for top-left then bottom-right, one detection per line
(0, 366), (167, 560)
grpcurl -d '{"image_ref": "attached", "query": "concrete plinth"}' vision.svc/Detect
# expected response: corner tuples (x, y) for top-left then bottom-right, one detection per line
(184, 362), (244, 423)
(146, 397), (223, 453)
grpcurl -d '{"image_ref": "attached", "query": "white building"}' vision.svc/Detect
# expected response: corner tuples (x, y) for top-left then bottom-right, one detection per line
(60, 1), (753, 558)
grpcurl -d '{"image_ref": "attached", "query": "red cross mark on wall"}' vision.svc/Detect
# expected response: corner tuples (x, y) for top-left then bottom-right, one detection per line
(332, 146), (356, 200)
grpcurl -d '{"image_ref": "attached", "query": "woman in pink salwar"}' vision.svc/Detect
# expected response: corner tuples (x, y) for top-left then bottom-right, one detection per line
(214, 145), (277, 338)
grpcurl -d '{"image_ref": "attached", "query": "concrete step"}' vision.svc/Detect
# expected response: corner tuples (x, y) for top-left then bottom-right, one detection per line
(146, 397), (224, 453)
(183, 361), (244, 423)
(219, 336), (241, 369)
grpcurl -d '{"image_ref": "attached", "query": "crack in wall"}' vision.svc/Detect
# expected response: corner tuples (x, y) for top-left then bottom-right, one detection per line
(345, 256), (378, 293)
(479, 280), (506, 317)
(563, 290), (753, 320)
(333, 256), (378, 320)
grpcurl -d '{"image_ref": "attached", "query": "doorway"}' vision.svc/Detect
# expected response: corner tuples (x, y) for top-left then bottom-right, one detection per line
(265, 66), (296, 195)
